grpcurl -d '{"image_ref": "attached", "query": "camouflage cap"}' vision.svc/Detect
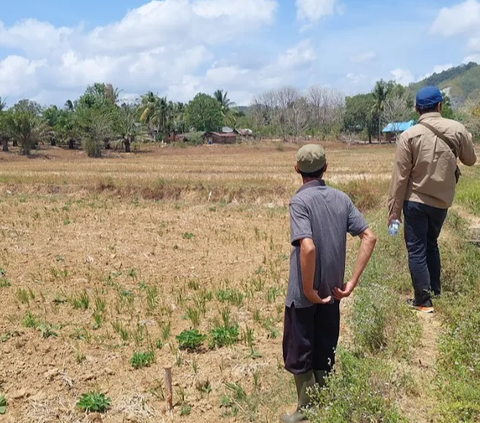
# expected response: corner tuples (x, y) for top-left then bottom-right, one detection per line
(296, 144), (326, 174)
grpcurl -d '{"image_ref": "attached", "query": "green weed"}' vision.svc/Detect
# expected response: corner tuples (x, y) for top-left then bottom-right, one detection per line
(0, 395), (6, 415)
(176, 329), (206, 351)
(130, 351), (155, 369)
(76, 392), (111, 413)
(22, 311), (38, 328)
(215, 289), (244, 307)
(71, 290), (90, 310)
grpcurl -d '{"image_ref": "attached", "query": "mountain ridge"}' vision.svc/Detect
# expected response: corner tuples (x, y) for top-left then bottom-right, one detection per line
(408, 62), (480, 107)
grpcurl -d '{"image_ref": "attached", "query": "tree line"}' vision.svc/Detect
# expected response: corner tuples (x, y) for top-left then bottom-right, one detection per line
(0, 84), (239, 156)
(0, 79), (477, 156)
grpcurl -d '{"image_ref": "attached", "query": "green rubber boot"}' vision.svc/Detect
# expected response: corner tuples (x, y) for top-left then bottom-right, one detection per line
(313, 370), (328, 388)
(280, 371), (315, 423)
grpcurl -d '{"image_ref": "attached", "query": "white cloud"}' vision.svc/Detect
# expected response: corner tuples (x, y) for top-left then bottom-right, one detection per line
(0, 56), (46, 98)
(431, 0), (480, 37)
(277, 40), (316, 69)
(166, 40), (315, 104)
(418, 63), (454, 81)
(346, 73), (366, 84)
(390, 68), (415, 85)
(0, 0), (280, 105)
(350, 51), (376, 63)
(463, 54), (480, 63)
(296, 0), (341, 22)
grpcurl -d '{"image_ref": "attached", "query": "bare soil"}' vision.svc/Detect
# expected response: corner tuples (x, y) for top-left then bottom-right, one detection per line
(0, 143), (397, 422)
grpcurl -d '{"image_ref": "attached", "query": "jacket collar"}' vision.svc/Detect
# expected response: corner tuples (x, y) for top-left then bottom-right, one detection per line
(418, 112), (441, 122)
(296, 179), (326, 194)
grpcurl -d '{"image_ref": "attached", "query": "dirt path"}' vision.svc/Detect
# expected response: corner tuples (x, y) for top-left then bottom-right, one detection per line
(400, 205), (480, 423)
(400, 311), (442, 423)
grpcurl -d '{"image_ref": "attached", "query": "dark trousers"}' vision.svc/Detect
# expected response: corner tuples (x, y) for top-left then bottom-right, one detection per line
(403, 201), (448, 300)
(283, 302), (340, 375)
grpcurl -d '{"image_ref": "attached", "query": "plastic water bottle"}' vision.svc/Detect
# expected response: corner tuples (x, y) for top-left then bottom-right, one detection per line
(388, 220), (401, 237)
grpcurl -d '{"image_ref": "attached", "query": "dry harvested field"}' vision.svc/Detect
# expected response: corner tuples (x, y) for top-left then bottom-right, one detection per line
(0, 142), (478, 423)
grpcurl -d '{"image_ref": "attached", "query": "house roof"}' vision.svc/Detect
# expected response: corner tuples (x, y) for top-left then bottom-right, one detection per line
(222, 126), (234, 133)
(382, 120), (415, 133)
(235, 128), (253, 135)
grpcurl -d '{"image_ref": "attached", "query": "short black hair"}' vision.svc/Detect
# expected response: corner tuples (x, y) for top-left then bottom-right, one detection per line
(416, 102), (441, 115)
(299, 166), (325, 179)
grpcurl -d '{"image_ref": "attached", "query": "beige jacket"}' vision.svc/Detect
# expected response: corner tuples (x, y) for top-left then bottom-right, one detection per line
(388, 112), (477, 218)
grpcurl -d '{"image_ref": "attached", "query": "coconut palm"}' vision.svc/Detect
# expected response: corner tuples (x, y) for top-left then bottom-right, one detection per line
(214, 90), (238, 126)
(214, 90), (235, 111)
(139, 93), (172, 140)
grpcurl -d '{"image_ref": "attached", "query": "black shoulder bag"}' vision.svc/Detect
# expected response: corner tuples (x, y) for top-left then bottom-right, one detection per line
(418, 121), (462, 184)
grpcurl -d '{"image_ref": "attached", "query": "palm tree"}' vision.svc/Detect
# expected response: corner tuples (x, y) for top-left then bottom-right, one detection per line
(118, 103), (138, 152)
(64, 100), (74, 111)
(4, 110), (50, 155)
(372, 80), (391, 142)
(171, 102), (186, 136)
(139, 93), (171, 140)
(214, 90), (238, 127)
(214, 90), (235, 111)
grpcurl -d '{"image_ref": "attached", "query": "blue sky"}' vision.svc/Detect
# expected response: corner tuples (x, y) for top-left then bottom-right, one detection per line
(1, 0), (479, 106)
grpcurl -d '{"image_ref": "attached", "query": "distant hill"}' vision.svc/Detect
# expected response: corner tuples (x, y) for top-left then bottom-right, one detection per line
(409, 62), (480, 108)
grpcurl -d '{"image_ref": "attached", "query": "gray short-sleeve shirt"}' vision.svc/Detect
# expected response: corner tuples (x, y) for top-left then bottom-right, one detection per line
(286, 180), (368, 308)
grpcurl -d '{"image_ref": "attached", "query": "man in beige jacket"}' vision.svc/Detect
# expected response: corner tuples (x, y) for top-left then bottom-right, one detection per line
(388, 86), (477, 313)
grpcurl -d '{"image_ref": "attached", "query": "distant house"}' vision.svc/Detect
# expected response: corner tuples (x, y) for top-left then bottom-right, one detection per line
(167, 132), (206, 143)
(382, 120), (415, 142)
(210, 132), (237, 144)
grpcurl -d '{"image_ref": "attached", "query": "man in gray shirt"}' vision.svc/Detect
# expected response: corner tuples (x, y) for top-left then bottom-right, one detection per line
(281, 144), (377, 423)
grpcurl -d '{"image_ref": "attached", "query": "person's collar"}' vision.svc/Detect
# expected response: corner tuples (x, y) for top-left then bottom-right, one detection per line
(297, 179), (325, 194)
(418, 112), (441, 122)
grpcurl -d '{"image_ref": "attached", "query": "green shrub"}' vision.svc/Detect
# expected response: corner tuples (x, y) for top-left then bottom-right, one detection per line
(176, 329), (206, 351)
(84, 138), (102, 158)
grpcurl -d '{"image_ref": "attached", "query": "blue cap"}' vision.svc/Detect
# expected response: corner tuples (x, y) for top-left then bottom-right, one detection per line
(416, 86), (443, 109)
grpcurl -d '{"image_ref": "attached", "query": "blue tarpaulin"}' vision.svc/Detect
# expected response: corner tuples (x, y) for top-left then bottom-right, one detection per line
(382, 120), (415, 133)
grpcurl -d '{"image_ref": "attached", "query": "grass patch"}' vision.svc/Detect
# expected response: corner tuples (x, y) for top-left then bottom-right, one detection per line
(130, 351), (155, 369)
(307, 349), (407, 422)
(351, 284), (421, 358)
(456, 167), (480, 215)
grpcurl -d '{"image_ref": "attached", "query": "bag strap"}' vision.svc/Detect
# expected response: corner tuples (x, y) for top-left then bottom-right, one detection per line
(418, 121), (458, 158)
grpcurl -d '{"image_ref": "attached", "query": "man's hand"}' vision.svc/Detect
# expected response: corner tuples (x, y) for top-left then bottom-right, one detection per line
(307, 290), (332, 305)
(332, 281), (356, 301)
(387, 214), (402, 227)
